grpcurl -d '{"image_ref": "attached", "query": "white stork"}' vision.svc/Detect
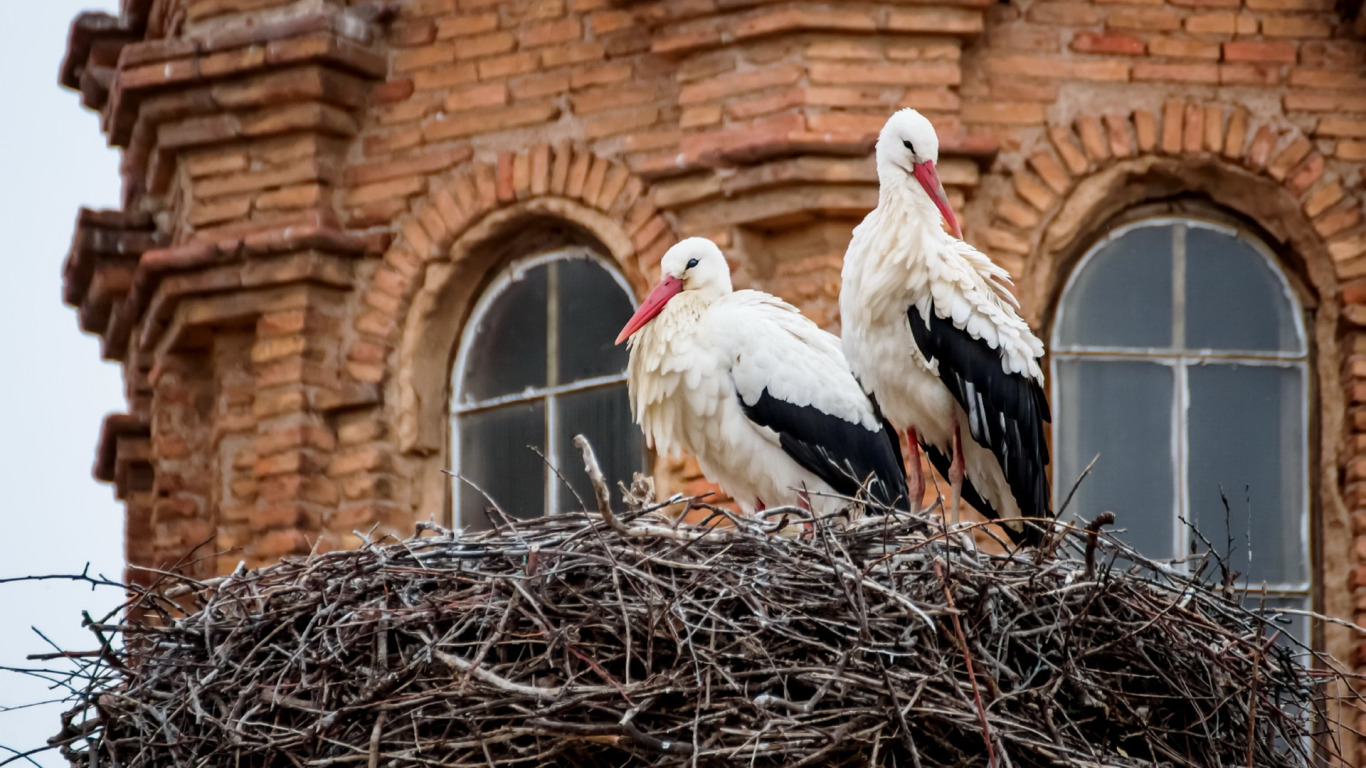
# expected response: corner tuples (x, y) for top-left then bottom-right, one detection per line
(616, 237), (909, 522)
(839, 108), (1052, 544)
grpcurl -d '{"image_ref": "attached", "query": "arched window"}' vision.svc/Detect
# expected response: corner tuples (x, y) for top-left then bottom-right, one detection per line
(1052, 216), (1310, 622)
(451, 247), (645, 529)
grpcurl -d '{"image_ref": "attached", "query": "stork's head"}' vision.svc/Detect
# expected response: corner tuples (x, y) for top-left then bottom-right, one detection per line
(875, 108), (961, 239)
(615, 237), (732, 344)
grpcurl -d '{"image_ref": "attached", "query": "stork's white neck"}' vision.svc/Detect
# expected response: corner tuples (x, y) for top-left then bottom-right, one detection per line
(877, 171), (948, 241)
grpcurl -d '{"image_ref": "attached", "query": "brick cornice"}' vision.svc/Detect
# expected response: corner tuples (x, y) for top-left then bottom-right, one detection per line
(61, 208), (163, 361)
(59, 12), (141, 112)
(94, 413), (151, 499)
(102, 222), (385, 362)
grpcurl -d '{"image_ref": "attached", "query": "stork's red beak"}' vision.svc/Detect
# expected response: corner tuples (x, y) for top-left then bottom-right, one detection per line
(912, 160), (962, 239)
(615, 275), (684, 344)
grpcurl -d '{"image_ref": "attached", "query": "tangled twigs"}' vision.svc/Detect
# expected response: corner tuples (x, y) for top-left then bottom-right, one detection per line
(934, 558), (996, 768)
(25, 454), (1361, 768)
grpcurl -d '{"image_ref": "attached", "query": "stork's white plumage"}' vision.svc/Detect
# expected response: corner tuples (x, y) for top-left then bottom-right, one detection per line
(840, 109), (1052, 544)
(617, 237), (909, 521)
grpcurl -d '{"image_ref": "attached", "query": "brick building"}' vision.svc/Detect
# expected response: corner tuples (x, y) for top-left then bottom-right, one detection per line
(59, 0), (1365, 754)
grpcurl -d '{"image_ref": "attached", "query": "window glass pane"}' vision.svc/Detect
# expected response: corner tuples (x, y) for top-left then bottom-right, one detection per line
(1056, 359), (1174, 559)
(460, 265), (547, 402)
(557, 256), (634, 382)
(1057, 224), (1172, 349)
(1185, 227), (1302, 353)
(1240, 593), (1309, 649)
(457, 401), (545, 530)
(1188, 364), (1306, 586)
(554, 385), (641, 514)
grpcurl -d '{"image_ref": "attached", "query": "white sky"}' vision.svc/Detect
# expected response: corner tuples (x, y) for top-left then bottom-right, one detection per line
(0, 2), (128, 764)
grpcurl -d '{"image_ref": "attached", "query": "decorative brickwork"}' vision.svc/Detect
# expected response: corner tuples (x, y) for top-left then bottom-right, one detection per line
(58, 0), (1365, 755)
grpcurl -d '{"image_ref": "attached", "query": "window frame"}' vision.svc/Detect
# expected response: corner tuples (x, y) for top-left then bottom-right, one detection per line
(1050, 214), (1313, 604)
(449, 246), (641, 526)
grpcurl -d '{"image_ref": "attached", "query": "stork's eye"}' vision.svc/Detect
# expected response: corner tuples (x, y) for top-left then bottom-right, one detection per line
(902, 139), (915, 154)
(686, 258), (699, 270)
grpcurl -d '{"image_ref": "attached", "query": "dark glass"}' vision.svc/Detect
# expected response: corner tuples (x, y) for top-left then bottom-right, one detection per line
(1185, 227), (1302, 353)
(1056, 359), (1175, 559)
(554, 385), (641, 513)
(461, 266), (548, 402)
(1188, 364), (1306, 585)
(557, 257), (635, 382)
(1058, 224), (1173, 349)
(457, 401), (545, 530)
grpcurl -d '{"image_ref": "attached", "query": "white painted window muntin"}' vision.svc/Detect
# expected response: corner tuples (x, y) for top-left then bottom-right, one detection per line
(1051, 216), (1311, 601)
(450, 247), (641, 526)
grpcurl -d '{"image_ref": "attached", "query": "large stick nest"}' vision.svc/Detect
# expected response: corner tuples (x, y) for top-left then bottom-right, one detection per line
(49, 450), (1353, 767)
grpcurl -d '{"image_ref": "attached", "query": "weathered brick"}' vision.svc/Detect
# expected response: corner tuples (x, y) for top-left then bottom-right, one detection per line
(810, 61), (961, 87)
(1149, 36), (1221, 60)
(423, 101), (560, 141)
(1261, 16), (1333, 37)
(519, 18), (581, 47)
(583, 106), (660, 139)
(1288, 68), (1365, 90)
(1245, 124), (1279, 168)
(1304, 181), (1344, 218)
(984, 55), (1128, 81)
(1319, 118), (1366, 138)
(1050, 125), (1089, 174)
(1026, 3), (1099, 25)
(1267, 135), (1313, 180)
(435, 13), (499, 39)
(540, 41), (604, 67)
(394, 43), (456, 72)
(1135, 62), (1221, 84)
(1107, 7), (1183, 30)
(1223, 107), (1250, 158)
(1134, 109), (1158, 151)
(1202, 105), (1224, 153)
(1339, 141), (1366, 161)
(444, 82), (509, 112)
(1070, 32), (1144, 56)
(1224, 40), (1297, 63)
(477, 52), (540, 79)
(1105, 113), (1136, 156)
(1185, 11), (1258, 34)
(962, 102), (1047, 125)
(571, 62), (632, 89)
(1028, 152), (1071, 195)
(680, 64), (804, 104)
(510, 71), (570, 100)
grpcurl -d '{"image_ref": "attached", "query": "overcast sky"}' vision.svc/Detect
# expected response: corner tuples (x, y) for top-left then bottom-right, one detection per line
(0, 1), (127, 763)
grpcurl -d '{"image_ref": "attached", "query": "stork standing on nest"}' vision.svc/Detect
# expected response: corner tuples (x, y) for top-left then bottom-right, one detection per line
(616, 237), (909, 523)
(840, 108), (1052, 544)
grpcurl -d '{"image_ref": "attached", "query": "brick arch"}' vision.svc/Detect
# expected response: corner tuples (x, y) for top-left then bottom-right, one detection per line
(973, 101), (1364, 328)
(974, 101), (1362, 687)
(340, 146), (677, 525)
(346, 145), (675, 387)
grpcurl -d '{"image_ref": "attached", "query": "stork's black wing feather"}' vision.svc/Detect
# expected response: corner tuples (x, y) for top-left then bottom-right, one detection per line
(740, 389), (910, 512)
(922, 442), (1042, 546)
(908, 302), (1052, 527)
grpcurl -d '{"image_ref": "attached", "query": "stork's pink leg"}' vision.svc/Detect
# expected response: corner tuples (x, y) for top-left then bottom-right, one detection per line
(798, 487), (815, 535)
(755, 498), (766, 512)
(949, 422), (965, 527)
(905, 429), (925, 511)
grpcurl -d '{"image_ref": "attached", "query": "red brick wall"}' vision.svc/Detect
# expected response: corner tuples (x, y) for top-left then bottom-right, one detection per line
(60, 0), (1364, 752)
